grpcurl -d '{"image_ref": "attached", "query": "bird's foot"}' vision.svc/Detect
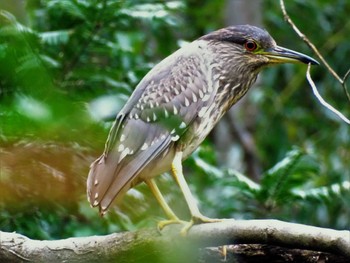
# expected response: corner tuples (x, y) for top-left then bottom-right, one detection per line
(158, 214), (223, 236)
(157, 218), (187, 231)
(180, 214), (222, 236)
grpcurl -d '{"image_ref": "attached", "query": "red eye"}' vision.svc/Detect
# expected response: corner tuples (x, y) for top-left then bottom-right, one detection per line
(244, 40), (257, 51)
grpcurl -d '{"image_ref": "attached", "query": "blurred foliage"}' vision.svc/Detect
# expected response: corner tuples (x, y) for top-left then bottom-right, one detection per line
(0, 0), (349, 241)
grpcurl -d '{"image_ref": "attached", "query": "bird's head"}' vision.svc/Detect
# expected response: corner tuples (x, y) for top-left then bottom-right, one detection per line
(200, 24), (319, 69)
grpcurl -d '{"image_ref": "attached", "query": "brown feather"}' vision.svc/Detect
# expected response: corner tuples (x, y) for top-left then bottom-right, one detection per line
(87, 40), (220, 214)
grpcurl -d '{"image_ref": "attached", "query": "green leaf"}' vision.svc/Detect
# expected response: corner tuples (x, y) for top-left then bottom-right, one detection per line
(292, 180), (350, 203)
(226, 169), (261, 193)
(259, 148), (316, 207)
(46, 0), (86, 20)
(39, 30), (71, 45)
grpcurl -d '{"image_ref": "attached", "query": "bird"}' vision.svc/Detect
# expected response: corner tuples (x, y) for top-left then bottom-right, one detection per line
(87, 25), (319, 234)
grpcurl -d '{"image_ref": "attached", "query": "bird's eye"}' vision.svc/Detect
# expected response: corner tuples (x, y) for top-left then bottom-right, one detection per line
(244, 40), (258, 52)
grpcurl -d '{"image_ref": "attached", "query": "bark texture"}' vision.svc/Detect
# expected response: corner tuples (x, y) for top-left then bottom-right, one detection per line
(0, 219), (349, 263)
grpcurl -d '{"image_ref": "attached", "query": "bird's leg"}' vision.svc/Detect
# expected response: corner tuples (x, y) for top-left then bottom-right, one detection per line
(145, 178), (185, 230)
(171, 151), (221, 235)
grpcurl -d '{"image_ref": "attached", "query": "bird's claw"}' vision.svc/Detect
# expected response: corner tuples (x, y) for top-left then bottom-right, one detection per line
(180, 215), (222, 236)
(192, 215), (221, 224)
(157, 218), (186, 231)
(158, 214), (222, 236)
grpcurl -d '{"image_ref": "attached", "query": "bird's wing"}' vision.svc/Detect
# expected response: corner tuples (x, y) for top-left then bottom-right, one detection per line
(87, 43), (219, 213)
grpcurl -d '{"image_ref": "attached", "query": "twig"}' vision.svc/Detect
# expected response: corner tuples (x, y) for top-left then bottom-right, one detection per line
(343, 68), (350, 83)
(279, 0), (350, 102)
(306, 64), (350, 124)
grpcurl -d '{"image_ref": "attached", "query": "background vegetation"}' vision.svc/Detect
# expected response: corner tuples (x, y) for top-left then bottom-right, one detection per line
(0, 0), (349, 240)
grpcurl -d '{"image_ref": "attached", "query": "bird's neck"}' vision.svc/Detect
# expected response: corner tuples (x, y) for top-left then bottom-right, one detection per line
(213, 65), (259, 114)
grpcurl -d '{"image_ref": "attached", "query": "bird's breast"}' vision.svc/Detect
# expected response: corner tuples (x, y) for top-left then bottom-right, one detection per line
(180, 91), (229, 158)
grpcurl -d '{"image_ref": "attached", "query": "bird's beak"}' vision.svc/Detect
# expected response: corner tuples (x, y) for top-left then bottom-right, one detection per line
(264, 46), (319, 65)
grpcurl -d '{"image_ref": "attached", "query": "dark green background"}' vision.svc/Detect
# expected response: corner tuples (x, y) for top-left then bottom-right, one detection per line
(0, 0), (349, 240)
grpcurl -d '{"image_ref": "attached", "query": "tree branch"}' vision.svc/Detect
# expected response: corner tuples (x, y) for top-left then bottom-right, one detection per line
(306, 64), (350, 124)
(279, 0), (350, 103)
(1, 219), (349, 262)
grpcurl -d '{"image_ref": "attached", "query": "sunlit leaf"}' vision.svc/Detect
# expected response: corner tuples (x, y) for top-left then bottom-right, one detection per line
(292, 180), (350, 202)
(88, 94), (128, 121)
(15, 95), (52, 121)
(40, 30), (71, 45)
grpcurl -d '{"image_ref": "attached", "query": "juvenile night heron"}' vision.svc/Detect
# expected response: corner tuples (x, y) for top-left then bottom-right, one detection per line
(87, 25), (318, 234)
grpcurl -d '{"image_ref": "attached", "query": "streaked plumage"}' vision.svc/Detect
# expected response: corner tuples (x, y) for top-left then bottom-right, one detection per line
(87, 25), (318, 226)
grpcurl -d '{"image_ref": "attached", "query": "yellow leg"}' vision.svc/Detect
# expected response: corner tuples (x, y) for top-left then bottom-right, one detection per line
(145, 178), (184, 229)
(171, 151), (220, 235)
